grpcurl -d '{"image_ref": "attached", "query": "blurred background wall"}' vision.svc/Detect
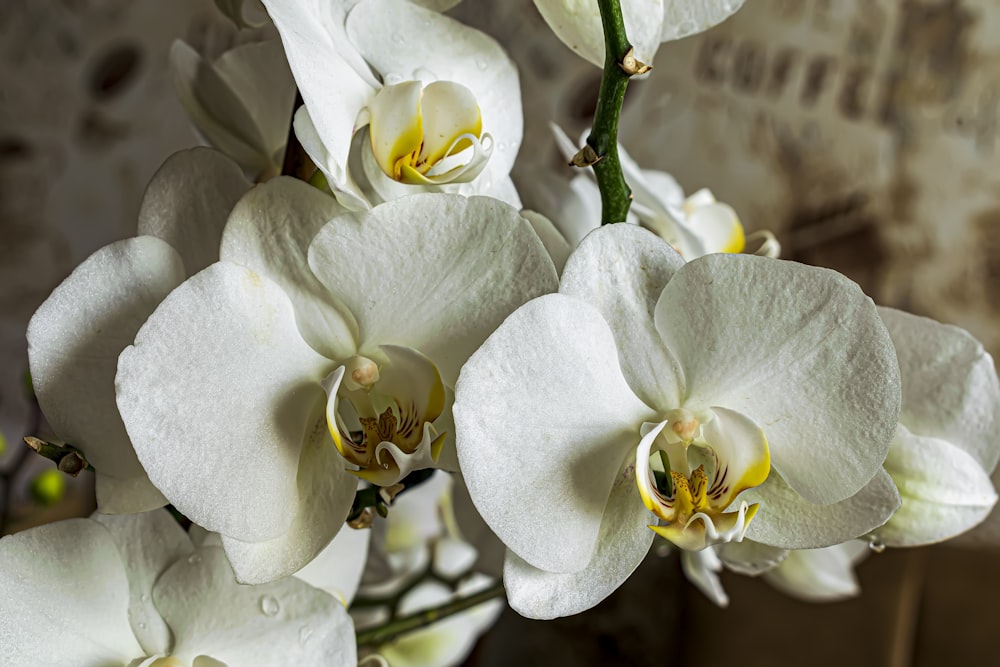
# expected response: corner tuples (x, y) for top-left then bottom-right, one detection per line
(3, 0), (999, 664)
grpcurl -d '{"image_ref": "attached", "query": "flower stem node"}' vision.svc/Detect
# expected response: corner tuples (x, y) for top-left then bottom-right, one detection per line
(569, 144), (603, 168)
(619, 47), (651, 77)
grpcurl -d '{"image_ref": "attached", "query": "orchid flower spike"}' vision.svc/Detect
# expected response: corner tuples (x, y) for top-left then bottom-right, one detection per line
(455, 223), (902, 619)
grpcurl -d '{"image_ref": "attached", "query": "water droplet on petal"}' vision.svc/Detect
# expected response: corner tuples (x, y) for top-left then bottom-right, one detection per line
(138, 622), (147, 630)
(299, 625), (314, 644)
(140, 593), (150, 602)
(868, 537), (886, 554)
(187, 554), (201, 565)
(384, 72), (404, 86)
(476, 58), (489, 71)
(391, 32), (404, 44)
(260, 595), (280, 617)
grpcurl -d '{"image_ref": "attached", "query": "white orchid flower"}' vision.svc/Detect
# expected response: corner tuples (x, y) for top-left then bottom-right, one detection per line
(170, 40), (297, 181)
(355, 472), (503, 667)
(533, 0), (746, 69)
(115, 182), (558, 585)
(455, 223), (902, 619)
(543, 125), (777, 259)
(261, 0), (522, 210)
(872, 308), (1000, 546)
(686, 308), (1000, 606)
(26, 148), (250, 514)
(0, 509), (356, 666)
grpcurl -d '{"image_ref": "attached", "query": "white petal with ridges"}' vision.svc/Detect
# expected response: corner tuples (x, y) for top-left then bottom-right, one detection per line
(0, 519), (145, 665)
(455, 294), (655, 574)
(170, 42), (273, 176)
(220, 176), (358, 360)
(155, 546), (356, 666)
(28, 236), (185, 513)
(503, 455), (654, 618)
(879, 306), (1000, 471)
(660, 1), (747, 43)
(261, 0), (377, 197)
(879, 425), (997, 546)
(560, 223), (686, 409)
(763, 541), (868, 602)
(294, 523), (371, 605)
(221, 398), (358, 584)
(308, 194), (557, 385)
(744, 469), (901, 549)
(137, 147), (250, 275)
(117, 262), (331, 542)
(92, 510), (195, 656)
(655, 255), (900, 504)
(532, 0), (665, 68)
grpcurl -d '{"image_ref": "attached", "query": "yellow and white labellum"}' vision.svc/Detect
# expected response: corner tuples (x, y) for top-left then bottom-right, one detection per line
(681, 189), (745, 255)
(368, 80), (492, 186)
(322, 345), (447, 486)
(642, 188), (746, 259)
(636, 407), (770, 552)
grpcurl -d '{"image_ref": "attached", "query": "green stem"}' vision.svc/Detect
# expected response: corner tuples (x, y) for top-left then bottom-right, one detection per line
(356, 582), (506, 648)
(588, 0), (638, 225)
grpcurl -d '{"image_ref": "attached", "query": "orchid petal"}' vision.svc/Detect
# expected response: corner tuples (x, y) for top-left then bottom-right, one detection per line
(92, 510), (195, 656)
(744, 469), (901, 549)
(220, 176), (358, 360)
(455, 294), (654, 574)
(655, 254), (900, 504)
(170, 42), (273, 176)
(681, 548), (728, 607)
(560, 223), (686, 409)
(155, 547), (356, 666)
(117, 263), (331, 542)
(503, 456), (654, 618)
(137, 147), (251, 275)
(220, 405), (358, 584)
(261, 0), (377, 195)
(294, 523), (371, 605)
(763, 541), (868, 602)
(294, 107), (372, 211)
(0, 519), (144, 665)
(520, 210), (572, 274)
(878, 425), (997, 546)
(660, 1), (747, 44)
(715, 540), (787, 576)
(879, 306), (1000, 471)
(28, 236), (184, 513)
(532, 0), (665, 68)
(347, 0), (522, 176)
(308, 194), (557, 385)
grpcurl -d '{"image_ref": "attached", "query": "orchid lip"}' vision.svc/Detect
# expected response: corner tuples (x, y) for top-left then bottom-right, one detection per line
(635, 408), (770, 551)
(368, 79), (491, 186)
(322, 345), (446, 486)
